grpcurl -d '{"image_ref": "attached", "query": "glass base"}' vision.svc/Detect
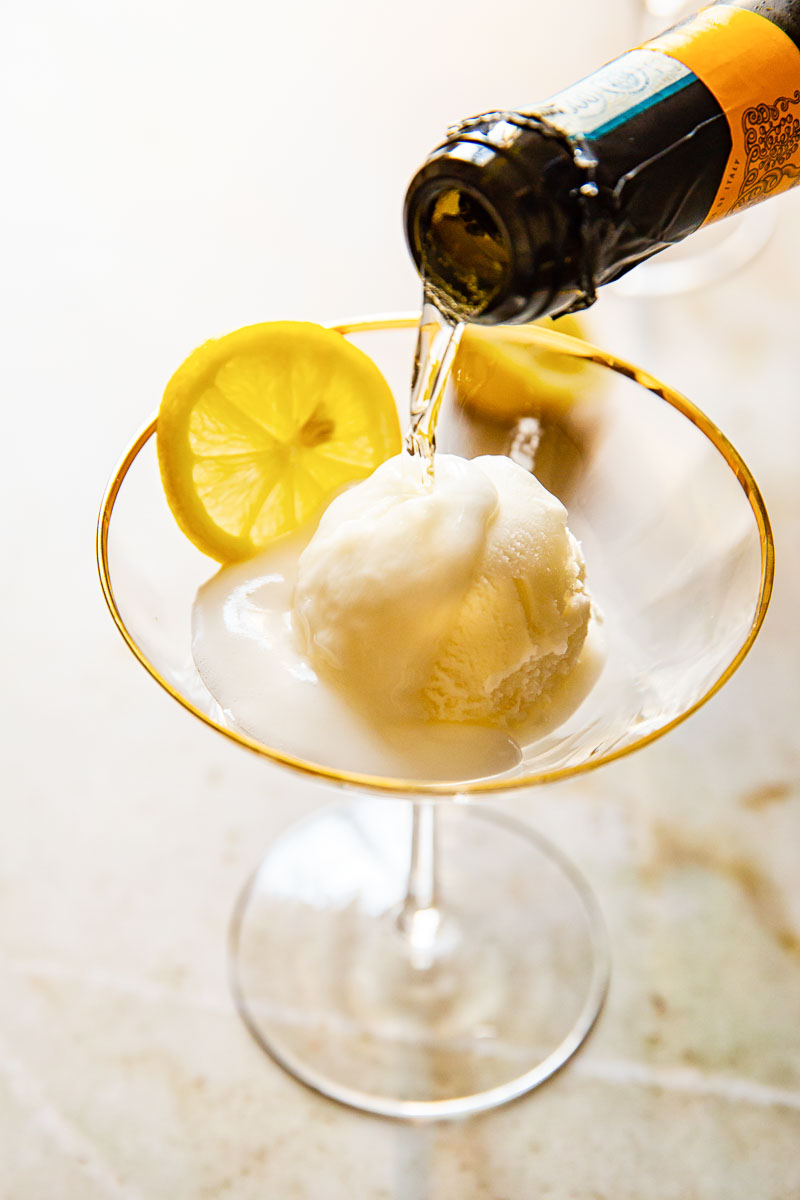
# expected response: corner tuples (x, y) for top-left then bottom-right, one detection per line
(229, 798), (609, 1119)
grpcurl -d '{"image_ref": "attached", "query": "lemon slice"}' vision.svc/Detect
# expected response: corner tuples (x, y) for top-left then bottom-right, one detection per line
(157, 321), (402, 562)
(454, 313), (592, 423)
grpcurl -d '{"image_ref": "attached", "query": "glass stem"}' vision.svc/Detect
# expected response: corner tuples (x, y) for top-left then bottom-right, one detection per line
(397, 802), (441, 970)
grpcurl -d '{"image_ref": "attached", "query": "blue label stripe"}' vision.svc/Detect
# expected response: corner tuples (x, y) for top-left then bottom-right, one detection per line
(587, 73), (695, 138)
(540, 49), (698, 143)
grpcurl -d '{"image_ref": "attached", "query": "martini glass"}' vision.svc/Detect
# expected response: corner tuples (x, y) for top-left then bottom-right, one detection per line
(97, 315), (773, 1120)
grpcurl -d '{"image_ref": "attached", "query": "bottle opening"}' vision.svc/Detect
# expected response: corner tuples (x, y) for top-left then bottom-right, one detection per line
(418, 187), (511, 318)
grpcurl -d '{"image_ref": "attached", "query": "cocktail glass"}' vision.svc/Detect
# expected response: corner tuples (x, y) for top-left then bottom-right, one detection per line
(97, 315), (773, 1119)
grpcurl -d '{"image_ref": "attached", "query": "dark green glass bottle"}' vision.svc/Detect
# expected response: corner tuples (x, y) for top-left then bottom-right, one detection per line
(404, 0), (800, 323)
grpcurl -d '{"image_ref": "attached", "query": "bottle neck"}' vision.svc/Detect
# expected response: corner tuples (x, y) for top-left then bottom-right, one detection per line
(404, 113), (598, 324)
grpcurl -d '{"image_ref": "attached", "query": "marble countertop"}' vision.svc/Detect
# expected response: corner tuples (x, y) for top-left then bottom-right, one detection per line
(2, 2), (799, 1196)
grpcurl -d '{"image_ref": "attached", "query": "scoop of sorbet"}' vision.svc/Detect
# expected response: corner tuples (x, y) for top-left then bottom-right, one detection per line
(293, 453), (591, 726)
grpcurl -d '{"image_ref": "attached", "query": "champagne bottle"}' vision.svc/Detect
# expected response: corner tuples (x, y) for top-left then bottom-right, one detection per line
(404, 0), (800, 323)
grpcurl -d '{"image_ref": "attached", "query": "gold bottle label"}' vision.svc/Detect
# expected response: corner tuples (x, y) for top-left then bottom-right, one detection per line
(644, 4), (800, 222)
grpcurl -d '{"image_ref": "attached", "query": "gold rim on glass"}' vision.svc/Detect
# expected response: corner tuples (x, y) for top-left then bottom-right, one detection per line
(96, 314), (775, 797)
